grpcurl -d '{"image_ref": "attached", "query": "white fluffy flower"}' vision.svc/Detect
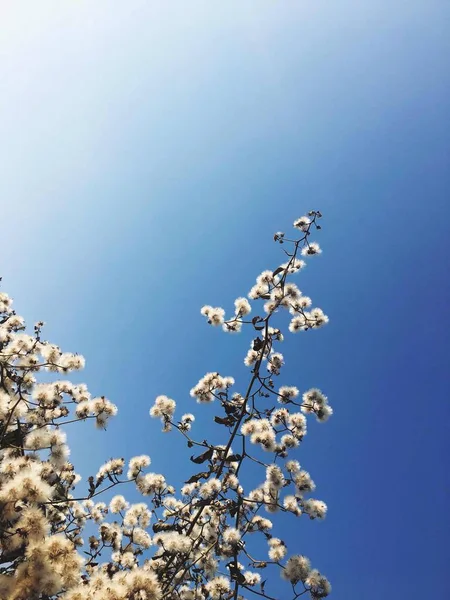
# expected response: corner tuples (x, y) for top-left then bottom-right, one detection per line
(149, 395), (176, 418)
(0, 463), (53, 504)
(270, 408), (290, 426)
(301, 242), (322, 256)
(266, 465), (285, 490)
(316, 404), (333, 422)
(288, 412), (307, 439)
(267, 352), (284, 375)
(283, 463), (297, 477)
(244, 348), (259, 367)
(136, 472), (166, 495)
(222, 527), (241, 546)
(205, 576), (230, 600)
(124, 503), (151, 528)
(278, 385), (299, 404)
(222, 318), (243, 333)
(179, 412), (195, 432)
(245, 418), (277, 452)
(289, 315), (309, 332)
(154, 531), (191, 554)
(303, 498), (327, 519)
(248, 283), (269, 299)
(268, 537), (287, 561)
(199, 478), (221, 499)
(305, 569), (332, 596)
(289, 296), (312, 313)
(283, 495), (301, 516)
(129, 527), (152, 548)
(248, 515), (273, 532)
(0, 292), (13, 313)
(293, 216), (311, 231)
(127, 455), (151, 478)
(49, 443), (70, 467)
(116, 551), (136, 568)
(109, 495), (129, 513)
(302, 388), (326, 408)
(190, 372), (233, 403)
(280, 258), (306, 274)
(96, 458), (124, 481)
(91, 396), (118, 428)
(280, 434), (299, 449)
(234, 297), (251, 317)
(201, 305), (225, 326)
(244, 571), (261, 586)
(181, 482), (199, 497)
(301, 388), (333, 421)
(294, 470), (315, 495)
(309, 307), (329, 328)
(282, 555), (311, 584)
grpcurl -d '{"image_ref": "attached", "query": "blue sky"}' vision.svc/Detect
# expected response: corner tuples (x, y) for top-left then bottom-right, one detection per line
(1, 1), (449, 598)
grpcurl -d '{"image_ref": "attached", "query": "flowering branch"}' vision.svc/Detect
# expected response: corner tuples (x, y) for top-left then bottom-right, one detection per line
(0, 211), (332, 600)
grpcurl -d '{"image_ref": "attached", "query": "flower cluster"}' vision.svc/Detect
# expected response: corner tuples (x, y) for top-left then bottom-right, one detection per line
(201, 296), (252, 334)
(188, 372), (235, 404)
(0, 210), (332, 600)
(149, 395), (177, 431)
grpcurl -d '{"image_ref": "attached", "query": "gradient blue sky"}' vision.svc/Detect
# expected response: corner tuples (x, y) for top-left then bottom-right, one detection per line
(1, 1), (449, 598)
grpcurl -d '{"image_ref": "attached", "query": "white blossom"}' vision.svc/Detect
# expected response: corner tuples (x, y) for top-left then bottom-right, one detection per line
(199, 478), (221, 499)
(268, 537), (287, 561)
(293, 215), (311, 231)
(303, 498), (327, 519)
(301, 242), (322, 256)
(205, 576), (230, 600)
(282, 555), (311, 584)
(244, 571), (261, 586)
(222, 527), (241, 546)
(201, 305), (225, 326)
(149, 395), (176, 418)
(136, 472), (167, 495)
(127, 454), (151, 478)
(109, 495), (129, 513)
(267, 352), (284, 375)
(0, 211), (332, 600)
(244, 348), (259, 367)
(234, 297), (251, 317)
